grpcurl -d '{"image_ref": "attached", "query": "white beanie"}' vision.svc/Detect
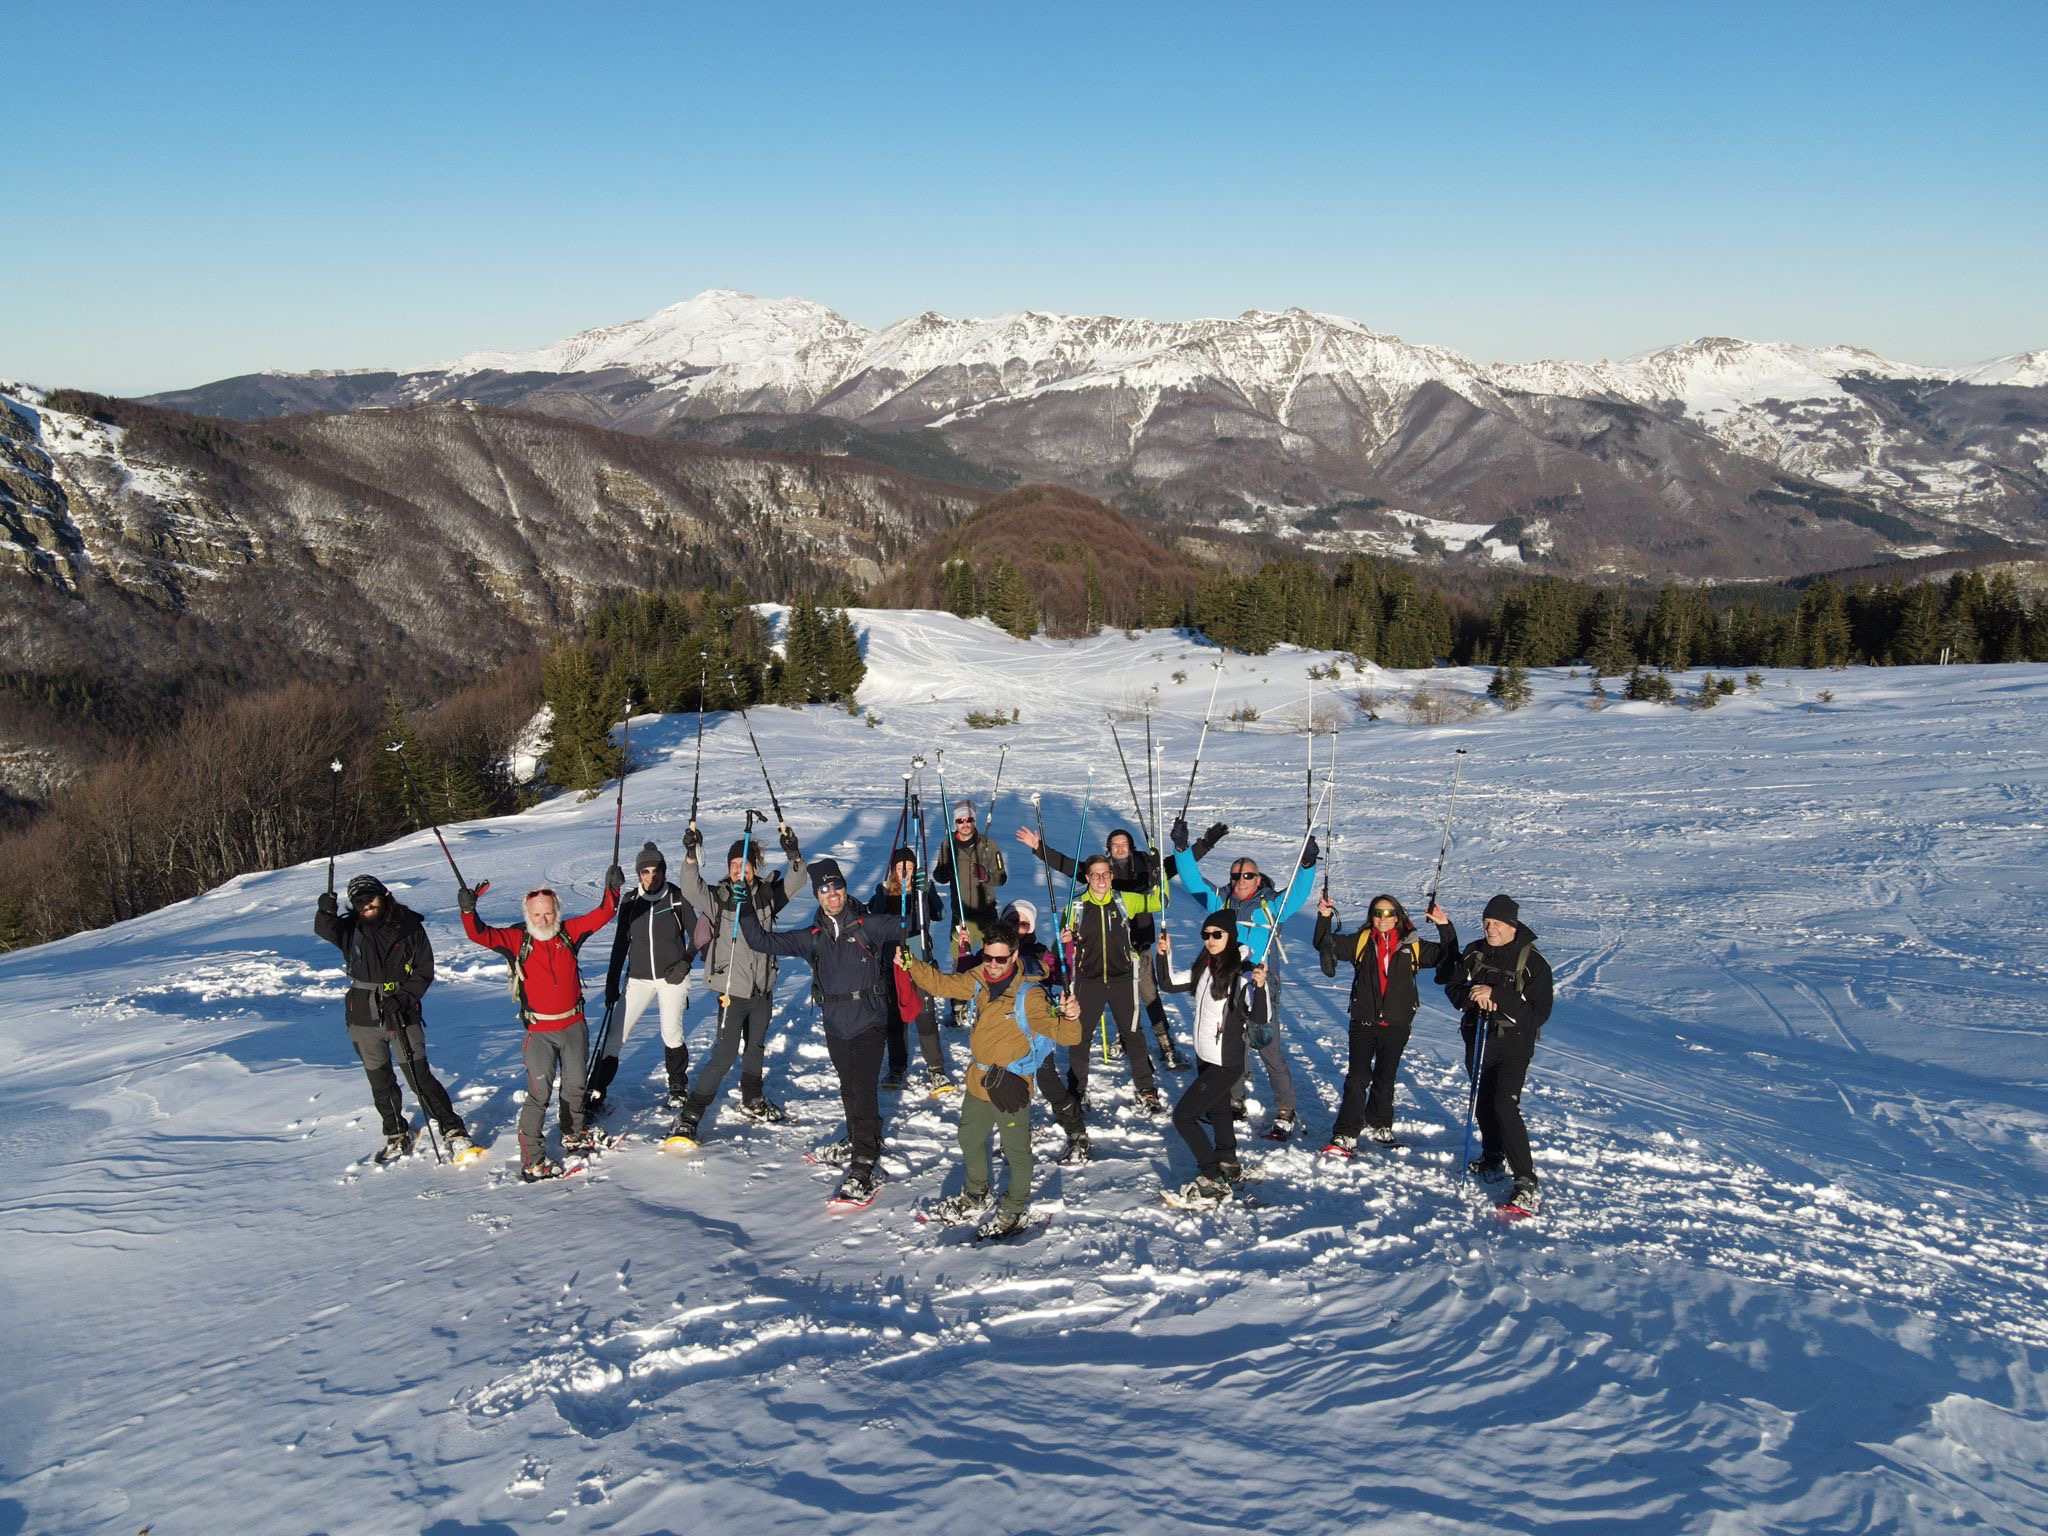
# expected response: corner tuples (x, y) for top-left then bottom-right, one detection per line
(1003, 899), (1038, 931)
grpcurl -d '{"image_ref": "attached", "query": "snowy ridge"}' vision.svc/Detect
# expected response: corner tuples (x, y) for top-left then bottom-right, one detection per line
(4, 613), (2046, 1533)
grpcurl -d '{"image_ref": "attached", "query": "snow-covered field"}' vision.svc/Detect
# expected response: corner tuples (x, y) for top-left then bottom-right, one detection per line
(4, 613), (2045, 1535)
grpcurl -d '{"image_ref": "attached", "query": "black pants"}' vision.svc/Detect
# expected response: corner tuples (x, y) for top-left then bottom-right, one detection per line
(1068, 972), (1153, 1097)
(826, 1025), (888, 1167)
(1171, 1058), (1241, 1178)
(1034, 1059), (1084, 1131)
(886, 993), (945, 1077)
(349, 1021), (461, 1138)
(1463, 1019), (1539, 1181)
(1334, 1019), (1412, 1137)
(689, 990), (775, 1106)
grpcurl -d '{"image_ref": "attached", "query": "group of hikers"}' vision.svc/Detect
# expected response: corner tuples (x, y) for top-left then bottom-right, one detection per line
(316, 772), (1555, 1235)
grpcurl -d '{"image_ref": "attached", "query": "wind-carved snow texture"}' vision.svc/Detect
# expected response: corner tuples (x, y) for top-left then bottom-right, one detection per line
(3, 612), (2046, 1534)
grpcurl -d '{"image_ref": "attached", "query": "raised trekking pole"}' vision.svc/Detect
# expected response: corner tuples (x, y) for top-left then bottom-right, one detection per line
(1066, 767), (1095, 912)
(725, 665), (787, 830)
(1147, 718), (1169, 913)
(385, 741), (469, 889)
(1108, 714), (1156, 852)
(687, 651), (708, 839)
(1029, 791), (1065, 997)
(1458, 1014), (1490, 1185)
(1177, 655), (1226, 826)
(910, 755), (934, 965)
(587, 693), (632, 1090)
(987, 743), (1009, 835)
(324, 758), (343, 895)
(934, 749), (963, 961)
(1322, 728), (1337, 903)
(1305, 679), (1316, 835)
(610, 694), (634, 871)
(1424, 747), (1470, 910)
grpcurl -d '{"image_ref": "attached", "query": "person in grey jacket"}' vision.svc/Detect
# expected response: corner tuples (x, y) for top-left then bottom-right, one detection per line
(591, 841), (703, 1115)
(669, 819), (806, 1140)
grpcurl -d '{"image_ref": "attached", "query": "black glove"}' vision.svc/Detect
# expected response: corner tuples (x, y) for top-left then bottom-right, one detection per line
(605, 864), (625, 895)
(780, 824), (801, 860)
(981, 1064), (1031, 1114)
(1203, 821), (1229, 847)
(683, 823), (703, 856)
(375, 985), (406, 1028)
(456, 884), (477, 915)
(1170, 816), (1190, 851)
(317, 891), (337, 917)
(604, 980), (621, 1009)
(1301, 835), (1320, 870)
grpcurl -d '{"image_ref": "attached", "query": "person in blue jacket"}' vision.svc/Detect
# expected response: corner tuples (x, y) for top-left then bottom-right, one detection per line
(1167, 814), (1319, 1140)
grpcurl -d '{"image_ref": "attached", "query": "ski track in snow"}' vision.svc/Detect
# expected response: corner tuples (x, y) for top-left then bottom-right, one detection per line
(3, 616), (2046, 1534)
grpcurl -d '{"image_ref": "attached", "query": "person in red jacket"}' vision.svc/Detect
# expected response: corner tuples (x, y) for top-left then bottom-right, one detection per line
(460, 866), (622, 1180)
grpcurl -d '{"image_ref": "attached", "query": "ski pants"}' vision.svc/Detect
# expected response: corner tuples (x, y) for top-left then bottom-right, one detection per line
(1334, 1019), (1411, 1138)
(958, 1092), (1035, 1215)
(592, 976), (691, 1095)
(689, 989), (775, 1107)
(1233, 972), (1296, 1116)
(519, 1021), (589, 1167)
(826, 1025), (888, 1168)
(886, 989), (946, 1079)
(1172, 1057), (1242, 1178)
(1463, 1018), (1539, 1182)
(1067, 972), (1153, 1099)
(350, 1020), (461, 1138)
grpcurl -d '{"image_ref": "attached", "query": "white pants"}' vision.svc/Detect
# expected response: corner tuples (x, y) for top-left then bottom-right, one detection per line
(617, 975), (691, 1052)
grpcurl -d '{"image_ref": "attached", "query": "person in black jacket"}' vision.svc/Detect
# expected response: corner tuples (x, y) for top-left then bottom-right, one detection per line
(592, 842), (701, 1116)
(1314, 892), (1454, 1153)
(315, 874), (471, 1162)
(871, 847), (953, 1094)
(738, 857), (909, 1205)
(1442, 894), (1555, 1211)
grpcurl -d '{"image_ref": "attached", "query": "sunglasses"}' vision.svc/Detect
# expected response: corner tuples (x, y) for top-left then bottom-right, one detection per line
(816, 877), (847, 892)
(525, 887), (556, 901)
(982, 950), (1014, 965)
(1371, 907), (1397, 919)
(1202, 929), (1229, 940)
(1231, 869), (1259, 883)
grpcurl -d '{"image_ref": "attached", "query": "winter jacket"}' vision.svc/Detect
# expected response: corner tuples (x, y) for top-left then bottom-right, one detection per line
(1442, 919), (1554, 1036)
(462, 889), (619, 1031)
(933, 832), (1007, 934)
(674, 847), (805, 1000)
(870, 879), (946, 963)
(1170, 848), (1315, 967)
(900, 956), (1082, 1105)
(605, 881), (701, 997)
(739, 894), (908, 1041)
(315, 901), (433, 1031)
(1157, 955), (1267, 1068)
(1026, 832), (1167, 945)
(1314, 909), (1453, 1029)
(1063, 887), (1141, 980)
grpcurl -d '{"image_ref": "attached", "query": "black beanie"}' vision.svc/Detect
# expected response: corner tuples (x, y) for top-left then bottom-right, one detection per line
(346, 874), (389, 908)
(1482, 894), (1520, 926)
(809, 857), (846, 892)
(728, 838), (754, 864)
(635, 841), (664, 874)
(1203, 908), (1238, 939)
(891, 845), (918, 868)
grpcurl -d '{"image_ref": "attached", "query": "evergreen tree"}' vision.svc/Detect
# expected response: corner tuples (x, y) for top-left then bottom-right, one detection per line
(1795, 578), (1852, 668)
(1587, 589), (1636, 675)
(984, 559), (1038, 638)
(1487, 662), (1532, 710)
(941, 560), (980, 619)
(1890, 581), (1943, 664)
(821, 610), (866, 701)
(539, 645), (622, 792)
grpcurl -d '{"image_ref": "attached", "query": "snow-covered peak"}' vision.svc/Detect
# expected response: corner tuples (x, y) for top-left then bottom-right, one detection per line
(1957, 350), (2048, 388)
(1487, 336), (1944, 417)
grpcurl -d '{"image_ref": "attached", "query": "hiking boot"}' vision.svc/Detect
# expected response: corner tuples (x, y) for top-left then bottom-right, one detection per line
(1172, 1176), (1230, 1207)
(374, 1128), (416, 1164)
(741, 1095), (789, 1124)
(1508, 1177), (1541, 1213)
(1136, 1085), (1164, 1115)
(1369, 1126), (1399, 1147)
(443, 1129), (474, 1157)
(1216, 1158), (1249, 1184)
(926, 1067), (958, 1097)
(1229, 1101), (1248, 1122)
(1468, 1154), (1508, 1178)
(927, 1191), (992, 1224)
(563, 1128), (603, 1156)
(519, 1158), (563, 1183)
(834, 1163), (880, 1204)
(1263, 1109), (1297, 1142)
(976, 1207), (1030, 1240)
(668, 1104), (704, 1143)
(1321, 1134), (1358, 1159)
(1058, 1128), (1092, 1165)
(812, 1137), (855, 1166)
(880, 1071), (908, 1092)
(1160, 1040), (1191, 1071)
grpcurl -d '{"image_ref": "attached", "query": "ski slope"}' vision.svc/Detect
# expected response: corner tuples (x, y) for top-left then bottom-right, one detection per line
(4, 612), (2046, 1535)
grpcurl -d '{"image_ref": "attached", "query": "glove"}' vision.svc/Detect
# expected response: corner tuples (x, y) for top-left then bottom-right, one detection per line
(1170, 816), (1190, 851)
(605, 864), (625, 895)
(1202, 821), (1229, 848)
(779, 824), (801, 860)
(683, 823), (703, 856)
(911, 870), (927, 894)
(981, 1064), (1031, 1114)
(375, 987), (405, 1027)
(317, 891), (337, 917)
(604, 981), (621, 1009)
(1301, 834), (1320, 870)
(972, 864), (989, 883)
(456, 884), (477, 915)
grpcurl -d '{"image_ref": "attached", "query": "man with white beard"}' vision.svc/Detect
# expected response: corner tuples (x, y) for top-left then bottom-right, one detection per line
(461, 866), (623, 1180)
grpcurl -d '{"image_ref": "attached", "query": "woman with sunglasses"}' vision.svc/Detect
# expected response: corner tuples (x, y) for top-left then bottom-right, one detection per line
(897, 921), (1083, 1238)
(1154, 911), (1269, 1206)
(1313, 892), (1454, 1154)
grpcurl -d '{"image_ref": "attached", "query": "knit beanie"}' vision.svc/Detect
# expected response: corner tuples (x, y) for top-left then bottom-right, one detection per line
(1003, 899), (1038, 931)
(346, 874), (389, 907)
(1482, 894), (1520, 926)
(728, 838), (755, 864)
(1203, 908), (1238, 939)
(809, 857), (846, 892)
(635, 841), (665, 874)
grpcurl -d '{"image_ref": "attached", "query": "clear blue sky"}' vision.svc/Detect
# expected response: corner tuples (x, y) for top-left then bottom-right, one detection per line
(10, 0), (2045, 394)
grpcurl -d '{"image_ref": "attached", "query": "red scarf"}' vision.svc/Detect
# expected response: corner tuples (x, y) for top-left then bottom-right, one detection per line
(1374, 926), (1400, 992)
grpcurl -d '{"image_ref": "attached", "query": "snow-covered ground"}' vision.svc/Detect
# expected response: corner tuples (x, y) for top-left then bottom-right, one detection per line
(4, 613), (2045, 1535)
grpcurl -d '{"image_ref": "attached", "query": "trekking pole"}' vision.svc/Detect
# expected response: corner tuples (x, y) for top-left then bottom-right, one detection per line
(610, 694), (634, 871)
(687, 651), (708, 835)
(1263, 776), (1335, 968)
(987, 744), (1009, 834)
(324, 758), (343, 895)
(1029, 792), (1065, 999)
(934, 750), (962, 959)
(1065, 767), (1095, 911)
(1305, 678), (1314, 835)
(1458, 1013), (1490, 1185)
(1322, 728), (1337, 903)
(385, 741), (469, 888)
(725, 666), (786, 827)
(1107, 715), (1155, 851)
(1177, 655), (1226, 826)
(389, 1017), (446, 1165)
(1148, 722), (1169, 914)
(1424, 747), (1470, 910)
(911, 755), (934, 965)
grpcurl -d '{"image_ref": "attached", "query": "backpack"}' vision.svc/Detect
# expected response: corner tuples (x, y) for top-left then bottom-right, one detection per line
(663, 885), (711, 962)
(507, 927), (592, 1017)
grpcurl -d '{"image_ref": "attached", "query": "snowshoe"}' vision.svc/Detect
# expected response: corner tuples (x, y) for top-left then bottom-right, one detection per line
(741, 1095), (790, 1125)
(807, 1137), (855, 1167)
(921, 1191), (993, 1225)
(563, 1127), (615, 1158)
(519, 1158), (571, 1183)
(374, 1129), (416, 1164)
(926, 1067), (958, 1098)
(830, 1164), (881, 1209)
(445, 1131), (487, 1166)
(1467, 1154), (1509, 1179)
(1136, 1085), (1165, 1115)
(1369, 1126), (1402, 1149)
(1262, 1110), (1297, 1142)
(1500, 1178), (1541, 1219)
(1057, 1128), (1092, 1166)
(662, 1109), (703, 1152)
(975, 1208), (1031, 1241)
(1162, 1176), (1231, 1210)
(1321, 1134), (1358, 1160)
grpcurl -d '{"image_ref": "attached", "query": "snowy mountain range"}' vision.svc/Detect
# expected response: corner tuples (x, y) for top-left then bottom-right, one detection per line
(143, 290), (2048, 579)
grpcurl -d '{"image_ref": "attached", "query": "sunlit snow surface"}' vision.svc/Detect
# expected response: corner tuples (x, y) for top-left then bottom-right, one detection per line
(4, 613), (2046, 1534)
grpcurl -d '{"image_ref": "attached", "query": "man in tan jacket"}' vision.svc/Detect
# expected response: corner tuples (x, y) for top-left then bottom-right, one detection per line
(899, 920), (1082, 1238)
